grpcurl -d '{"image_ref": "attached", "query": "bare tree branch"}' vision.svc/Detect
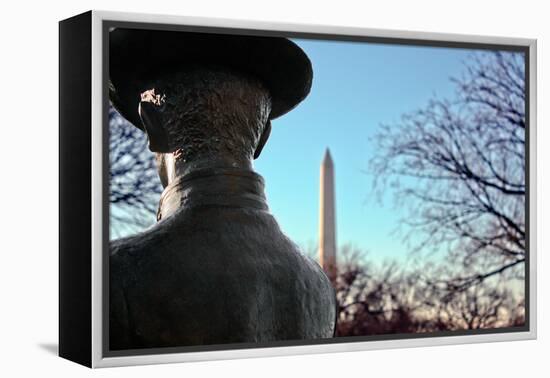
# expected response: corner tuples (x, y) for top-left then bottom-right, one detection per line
(109, 106), (163, 238)
(334, 246), (524, 335)
(369, 51), (525, 289)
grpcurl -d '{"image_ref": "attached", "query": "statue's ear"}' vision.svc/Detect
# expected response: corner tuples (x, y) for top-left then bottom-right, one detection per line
(138, 101), (171, 153)
(254, 120), (272, 159)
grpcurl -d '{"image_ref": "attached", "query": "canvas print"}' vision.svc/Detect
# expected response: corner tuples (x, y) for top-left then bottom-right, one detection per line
(107, 26), (527, 353)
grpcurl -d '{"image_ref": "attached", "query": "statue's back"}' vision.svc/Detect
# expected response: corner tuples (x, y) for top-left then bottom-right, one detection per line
(109, 205), (336, 350)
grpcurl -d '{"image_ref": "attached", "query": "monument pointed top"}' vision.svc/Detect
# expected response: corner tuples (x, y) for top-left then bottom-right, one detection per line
(322, 148), (333, 166)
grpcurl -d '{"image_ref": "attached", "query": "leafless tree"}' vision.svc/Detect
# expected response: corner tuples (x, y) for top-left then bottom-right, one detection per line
(334, 245), (424, 336)
(370, 51), (526, 289)
(419, 254), (525, 330)
(109, 106), (162, 238)
(433, 283), (522, 330)
(333, 246), (524, 336)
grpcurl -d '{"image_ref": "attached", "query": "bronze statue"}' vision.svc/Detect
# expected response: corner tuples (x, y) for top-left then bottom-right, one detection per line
(108, 28), (336, 350)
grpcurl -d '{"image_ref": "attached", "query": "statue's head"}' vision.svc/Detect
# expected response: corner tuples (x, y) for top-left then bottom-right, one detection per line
(138, 67), (273, 186)
(139, 67), (272, 156)
(109, 29), (313, 185)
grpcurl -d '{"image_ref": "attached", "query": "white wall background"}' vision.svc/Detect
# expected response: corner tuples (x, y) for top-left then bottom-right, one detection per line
(0, 0), (546, 376)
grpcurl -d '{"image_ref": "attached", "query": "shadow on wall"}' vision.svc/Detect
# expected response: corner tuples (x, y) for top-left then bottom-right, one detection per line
(37, 343), (58, 356)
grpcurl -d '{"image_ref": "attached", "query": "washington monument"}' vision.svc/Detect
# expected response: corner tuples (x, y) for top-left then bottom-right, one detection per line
(319, 148), (337, 283)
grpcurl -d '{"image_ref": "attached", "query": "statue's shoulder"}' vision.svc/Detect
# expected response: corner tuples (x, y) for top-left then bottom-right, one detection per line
(109, 225), (165, 263)
(110, 233), (146, 258)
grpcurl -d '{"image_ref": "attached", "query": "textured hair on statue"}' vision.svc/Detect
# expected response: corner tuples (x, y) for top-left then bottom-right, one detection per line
(139, 66), (272, 162)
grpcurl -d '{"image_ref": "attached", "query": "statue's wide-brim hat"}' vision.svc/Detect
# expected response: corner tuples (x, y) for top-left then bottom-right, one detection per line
(109, 28), (313, 130)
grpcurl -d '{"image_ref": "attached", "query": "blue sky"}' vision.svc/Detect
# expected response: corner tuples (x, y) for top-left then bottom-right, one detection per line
(110, 38), (487, 262)
(254, 38), (480, 262)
